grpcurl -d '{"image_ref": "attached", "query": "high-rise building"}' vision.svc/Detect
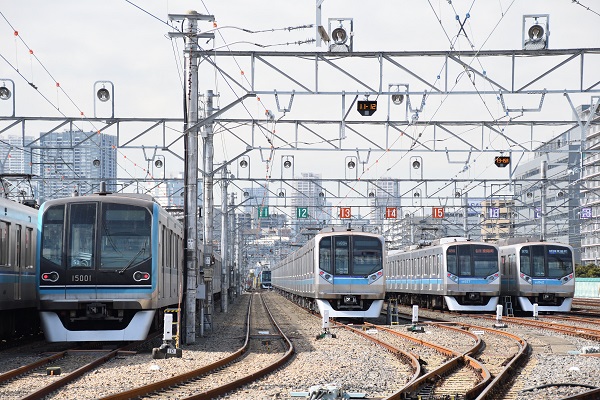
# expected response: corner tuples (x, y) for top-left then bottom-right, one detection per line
(291, 172), (332, 240)
(37, 130), (117, 202)
(0, 135), (39, 198)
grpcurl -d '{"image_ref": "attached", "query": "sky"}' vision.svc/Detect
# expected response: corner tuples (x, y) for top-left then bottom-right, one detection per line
(1, 0), (599, 212)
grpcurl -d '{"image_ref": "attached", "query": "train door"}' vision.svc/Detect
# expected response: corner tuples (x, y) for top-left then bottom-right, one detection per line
(333, 236), (350, 294)
(67, 203), (98, 300)
(15, 224), (22, 300)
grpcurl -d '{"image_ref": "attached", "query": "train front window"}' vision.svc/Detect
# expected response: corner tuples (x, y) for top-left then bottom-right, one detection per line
(446, 246), (458, 275)
(547, 246), (573, 278)
(41, 205), (65, 266)
(99, 204), (151, 270)
(531, 246), (545, 277)
(334, 236), (349, 275)
(68, 203), (96, 269)
(472, 245), (498, 277)
(352, 237), (382, 275)
(319, 237), (332, 273)
(519, 247), (531, 276)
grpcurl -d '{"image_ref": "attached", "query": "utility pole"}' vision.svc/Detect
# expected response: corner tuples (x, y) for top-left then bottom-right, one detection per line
(202, 89), (216, 334)
(220, 165), (228, 312)
(541, 160), (547, 241)
(168, 10), (214, 345)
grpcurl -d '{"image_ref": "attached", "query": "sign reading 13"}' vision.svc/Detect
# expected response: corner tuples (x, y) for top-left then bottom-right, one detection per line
(339, 207), (352, 219)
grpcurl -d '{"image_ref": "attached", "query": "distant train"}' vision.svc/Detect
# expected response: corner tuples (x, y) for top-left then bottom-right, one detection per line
(271, 227), (385, 319)
(258, 269), (272, 289)
(499, 239), (575, 313)
(385, 237), (501, 312)
(0, 197), (38, 339)
(37, 189), (221, 342)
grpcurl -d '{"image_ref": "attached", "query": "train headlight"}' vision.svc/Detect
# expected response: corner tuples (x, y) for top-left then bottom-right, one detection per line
(446, 273), (458, 283)
(133, 271), (151, 282)
(486, 273), (499, 282)
(367, 270), (383, 283)
(41, 271), (59, 282)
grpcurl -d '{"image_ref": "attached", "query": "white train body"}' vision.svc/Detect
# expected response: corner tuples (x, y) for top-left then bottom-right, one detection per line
(385, 237), (501, 312)
(271, 229), (385, 319)
(499, 240), (575, 312)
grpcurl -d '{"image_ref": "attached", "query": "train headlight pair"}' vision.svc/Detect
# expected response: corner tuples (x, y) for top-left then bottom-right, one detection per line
(367, 270), (383, 283)
(133, 271), (150, 282)
(41, 271), (59, 282)
(319, 270), (333, 283)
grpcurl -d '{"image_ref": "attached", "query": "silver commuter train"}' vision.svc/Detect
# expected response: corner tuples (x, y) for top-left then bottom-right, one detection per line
(0, 197), (38, 339)
(271, 227), (385, 319)
(385, 237), (501, 312)
(37, 189), (221, 342)
(499, 238), (575, 313)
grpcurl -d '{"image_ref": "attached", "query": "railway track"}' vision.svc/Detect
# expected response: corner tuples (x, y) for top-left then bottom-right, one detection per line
(100, 292), (294, 399)
(0, 338), (148, 400)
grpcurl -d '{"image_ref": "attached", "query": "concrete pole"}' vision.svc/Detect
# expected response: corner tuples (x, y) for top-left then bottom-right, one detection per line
(220, 166), (228, 312)
(541, 160), (547, 241)
(202, 89), (215, 333)
(183, 12), (199, 345)
(229, 192), (236, 301)
(463, 192), (468, 238)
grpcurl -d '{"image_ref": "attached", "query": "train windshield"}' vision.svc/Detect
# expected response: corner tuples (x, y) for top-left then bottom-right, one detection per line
(41, 205), (65, 266)
(447, 245), (498, 277)
(99, 204), (151, 270)
(353, 236), (383, 275)
(261, 270), (271, 282)
(519, 245), (573, 278)
(319, 235), (383, 276)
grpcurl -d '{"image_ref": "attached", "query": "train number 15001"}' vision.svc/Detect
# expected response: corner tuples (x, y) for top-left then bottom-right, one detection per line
(72, 274), (92, 282)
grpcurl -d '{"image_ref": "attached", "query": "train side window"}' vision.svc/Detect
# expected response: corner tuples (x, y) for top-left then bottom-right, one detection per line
(446, 246), (458, 275)
(41, 205), (64, 267)
(15, 224), (21, 268)
(334, 236), (349, 275)
(25, 227), (34, 269)
(0, 220), (8, 267)
(319, 237), (332, 273)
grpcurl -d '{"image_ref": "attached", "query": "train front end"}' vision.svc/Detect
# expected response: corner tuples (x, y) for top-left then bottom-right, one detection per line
(314, 232), (385, 319)
(37, 195), (163, 342)
(505, 243), (575, 312)
(443, 241), (500, 312)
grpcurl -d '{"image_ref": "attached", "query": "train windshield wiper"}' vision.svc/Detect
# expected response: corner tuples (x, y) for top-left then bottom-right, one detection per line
(118, 242), (147, 274)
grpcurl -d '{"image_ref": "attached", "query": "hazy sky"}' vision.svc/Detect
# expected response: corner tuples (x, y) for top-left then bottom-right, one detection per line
(1, 1), (599, 208)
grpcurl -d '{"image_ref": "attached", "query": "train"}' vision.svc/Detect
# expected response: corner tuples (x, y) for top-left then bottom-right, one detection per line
(36, 188), (222, 342)
(499, 238), (575, 313)
(0, 197), (39, 339)
(271, 227), (385, 319)
(258, 268), (272, 289)
(385, 237), (501, 312)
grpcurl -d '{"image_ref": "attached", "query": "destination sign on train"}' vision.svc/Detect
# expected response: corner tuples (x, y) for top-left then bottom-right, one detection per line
(357, 100), (377, 116)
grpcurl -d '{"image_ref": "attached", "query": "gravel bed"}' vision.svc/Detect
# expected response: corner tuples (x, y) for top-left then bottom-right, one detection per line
(3, 296), (600, 399)
(397, 304), (600, 399)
